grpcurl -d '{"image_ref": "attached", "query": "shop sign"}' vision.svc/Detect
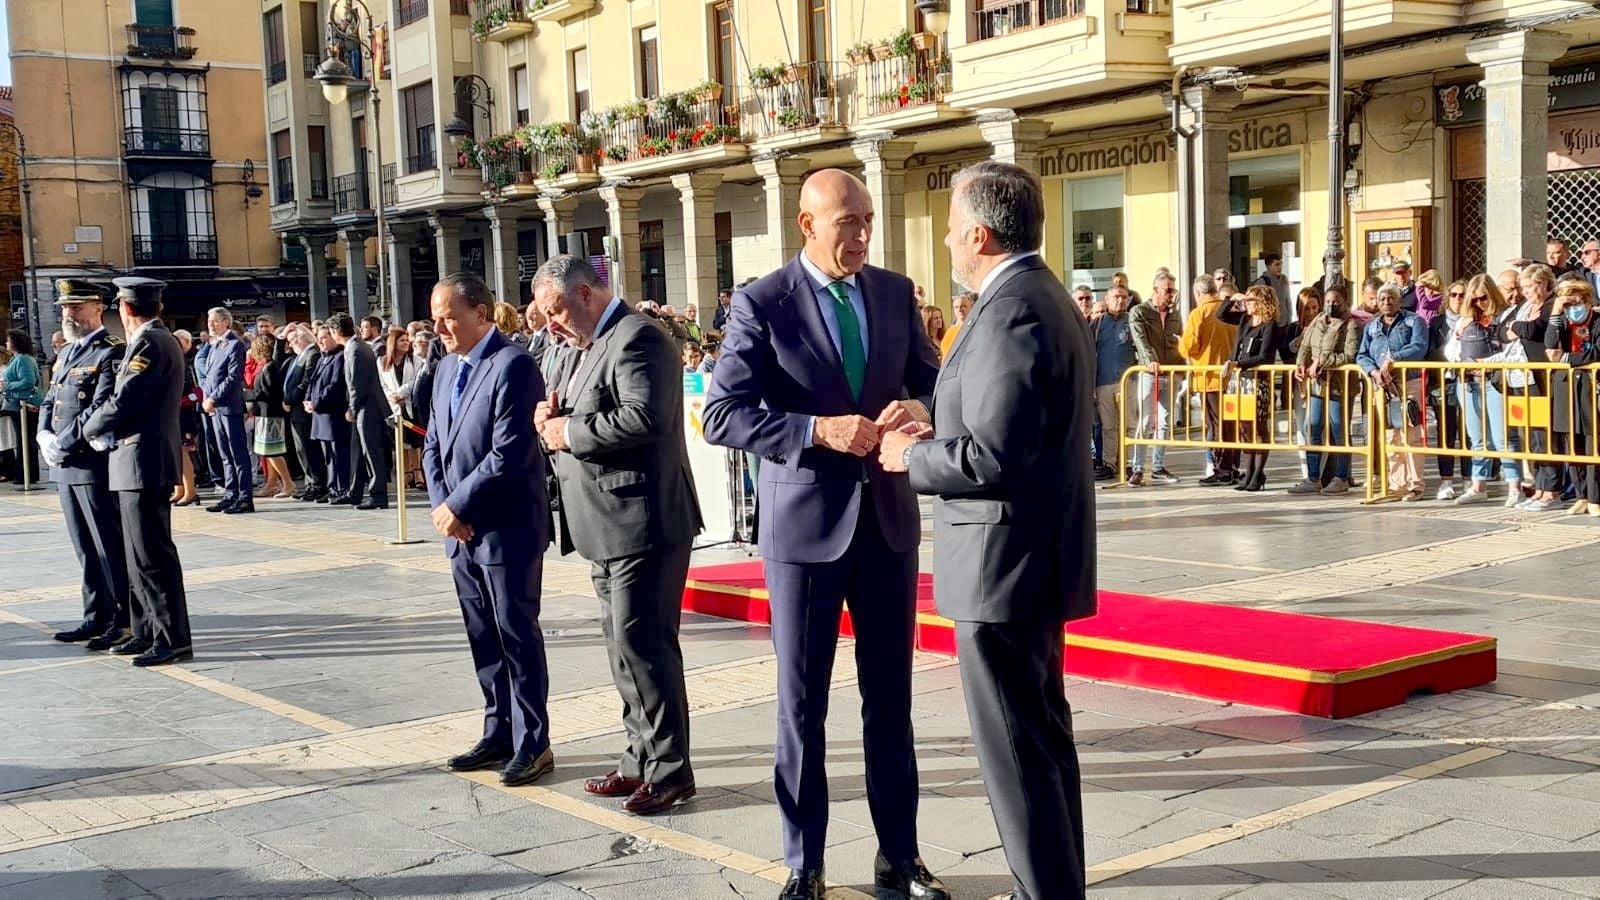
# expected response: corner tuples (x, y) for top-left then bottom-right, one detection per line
(1451, 110), (1600, 180)
(1437, 62), (1600, 126)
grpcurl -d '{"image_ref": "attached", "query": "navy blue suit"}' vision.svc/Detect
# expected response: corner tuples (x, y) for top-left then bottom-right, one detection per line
(202, 331), (251, 503)
(423, 329), (552, 759)
(306, 351), (351, 497)
(702, 255), (941, 869)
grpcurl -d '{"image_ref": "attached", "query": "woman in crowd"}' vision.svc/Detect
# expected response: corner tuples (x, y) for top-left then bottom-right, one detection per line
(921, 305), (947, 355)
(1454, 275), (1518, 505)
(1427, 281), (1469, 501)
(1289, 285), (1361, 495)
(1221, 285), (1285, 492)
(1416, 269), (1446, 324)
(378, 326), (422, 490)
(1548, 278), (1600, 517)
(171, 330), (201, 506)
(1508, 264), (1561, 510)
(493, 302), (527, 348)
(245, 334), (294, 499)
(698, 338), (719, 374)
(682, 341), (704, 373)
(0, 332), (43, 484)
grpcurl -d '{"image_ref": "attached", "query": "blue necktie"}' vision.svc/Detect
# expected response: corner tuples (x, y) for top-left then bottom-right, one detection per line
(450, 359), (473, 420)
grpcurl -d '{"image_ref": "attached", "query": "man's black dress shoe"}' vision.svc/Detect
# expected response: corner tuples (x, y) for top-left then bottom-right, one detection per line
(874, 852), (950, 899)
(779, 867), (824, 900)
(499, 747), (555, 786)
(225, 500), (255, 514)
(53, 623), (103, 643)
(86, 628), (132, 651)
(132, 644), (193, 667)
(314, 494), (332, 504)
(205, 501), (231, 512)
(356, 500), (388, 511)
(447, 739), (513, 772)
(329, 494), (357, 506)
(111, 639), (153, 656)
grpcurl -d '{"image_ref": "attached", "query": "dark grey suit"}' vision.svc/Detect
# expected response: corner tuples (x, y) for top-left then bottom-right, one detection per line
(343, 337), (389, 503)
(283, 346), (325, 495)
(906, 255), (1096, 900)
(550, 304), (702, 785)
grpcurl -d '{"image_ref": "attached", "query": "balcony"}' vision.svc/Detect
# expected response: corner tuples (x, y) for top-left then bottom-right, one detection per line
(528, 0), (594, 25)
(471, 0), (535, 42)
(944, 0), (1173, 109)
(381, 163), (398, 207)
(303, 53), (321, 77)
(854, 49), (960, 129)
(334, 171), (373, 216)
(123, 127), (211, 158)
(592, 90), (747, 179)
(396, 0), (429, 28)
(125, 24), (197, 61)
(741, 61), (854, 150)
(406, 148), (437, 174)
(1169, 0), (1459, 68)
(133, 236), (218, 267)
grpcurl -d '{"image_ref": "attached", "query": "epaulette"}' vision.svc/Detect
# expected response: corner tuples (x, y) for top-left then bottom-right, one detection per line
(104, 335), (125, 346)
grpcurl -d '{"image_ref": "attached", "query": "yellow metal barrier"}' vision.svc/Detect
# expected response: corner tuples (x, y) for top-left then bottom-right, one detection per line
(1114, 364), (1382, 501)
(389, 416), (423, 546)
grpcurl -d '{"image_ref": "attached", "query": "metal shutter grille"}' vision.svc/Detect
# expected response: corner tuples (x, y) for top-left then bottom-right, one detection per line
(1455, 168), (1600, 278)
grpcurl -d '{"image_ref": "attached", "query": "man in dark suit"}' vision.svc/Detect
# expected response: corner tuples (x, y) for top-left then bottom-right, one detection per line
(201, 308), (252, 514)
(40, 279), (130, 650)
(532, 255), (702, 817)
(83, 277), (193, 668)
(283, 324), (326, 502)
(702, 169), (946, 900)
(306, 325), (351, 503)
(424, 272), (553, 788)
(524, 301), (553, 370)
(332, 312), (389, 510)
(880, 161), (1095, 900)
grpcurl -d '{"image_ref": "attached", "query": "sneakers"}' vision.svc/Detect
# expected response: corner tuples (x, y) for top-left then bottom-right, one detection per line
(1521, 498), (1564, 512)
(1198, 472), (1236, 487)
(1321, 477), (1350, 496)
(1287, 478), (1321, 495)
(1093, 464), (1116, 481)
(1436, 482), (1458, 502)
(1567, 499), (1589, 517)
(1503, 485), (1527, 509)
(1127, 471), (1145, 487)
(1454, 486), (1489, 505)
(1590, 503), (1600, 518)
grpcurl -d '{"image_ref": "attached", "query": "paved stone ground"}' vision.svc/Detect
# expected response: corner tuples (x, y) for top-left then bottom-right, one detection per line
(4, 447), (1600, 898)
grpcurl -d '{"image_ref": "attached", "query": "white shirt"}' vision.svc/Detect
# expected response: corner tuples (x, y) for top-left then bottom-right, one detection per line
(978, 251), (1041, 298)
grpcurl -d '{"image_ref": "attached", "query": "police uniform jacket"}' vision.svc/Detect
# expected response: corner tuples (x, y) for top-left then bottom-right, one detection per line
(83, 320), (184, 491)
(307, 351), (349, 442)
(40, 329), (124, 485)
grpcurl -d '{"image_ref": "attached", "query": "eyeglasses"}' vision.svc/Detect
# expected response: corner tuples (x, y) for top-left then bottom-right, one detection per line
(1449, 291), (1465, 297)
(1470, 295), (1489, 303)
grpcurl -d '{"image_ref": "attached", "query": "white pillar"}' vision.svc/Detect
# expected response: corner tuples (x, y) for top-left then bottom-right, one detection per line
(1168, 85), (1243, 304)
(429, 213), (462, 277)
(754, 154), (810, 269)
(536, 193), (579, 260)
(852, 134), (917, 273)
(483, 205), (523, 306)
(977, 112), (1053, 172)
(673, 171), (723, 315)
(599, 182), (645, 305)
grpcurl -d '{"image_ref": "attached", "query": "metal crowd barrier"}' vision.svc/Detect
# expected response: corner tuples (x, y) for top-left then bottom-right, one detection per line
(1113, 363), (1383, 502)
(391, 416), (424, 545)
(16, 402), (38, 493)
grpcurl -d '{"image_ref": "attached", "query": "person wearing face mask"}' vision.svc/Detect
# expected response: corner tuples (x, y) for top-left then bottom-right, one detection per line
(1290, 286), (1363, 495)
(1506, 264), (1562, 511)
(1548, 278), (1600, 517)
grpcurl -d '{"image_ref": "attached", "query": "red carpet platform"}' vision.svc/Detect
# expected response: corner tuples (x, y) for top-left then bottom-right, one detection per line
(682, 562), (1496, 719)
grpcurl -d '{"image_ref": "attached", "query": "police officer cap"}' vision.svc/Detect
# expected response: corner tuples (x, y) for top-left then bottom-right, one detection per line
(112, 276), (166, 303)
(54, 279), (106, 305)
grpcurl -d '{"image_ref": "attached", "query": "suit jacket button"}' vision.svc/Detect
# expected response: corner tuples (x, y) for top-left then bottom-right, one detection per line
(79, 392), (87, 400)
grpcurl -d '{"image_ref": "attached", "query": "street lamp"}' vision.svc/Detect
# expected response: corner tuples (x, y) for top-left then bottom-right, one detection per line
(442, 74), (494, 153)
(0, 122), (39, 353)
(915, 0), (951, 37)
(315, 0), (388, 319)
(1322, 0), (1347, 292)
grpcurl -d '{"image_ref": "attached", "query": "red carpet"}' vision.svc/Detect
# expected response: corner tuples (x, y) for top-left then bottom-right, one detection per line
(682, 562), (1496, 719)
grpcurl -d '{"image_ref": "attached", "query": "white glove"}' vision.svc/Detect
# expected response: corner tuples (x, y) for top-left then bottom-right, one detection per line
(37, 432), (65, 468)
(89, 434), (115, 453)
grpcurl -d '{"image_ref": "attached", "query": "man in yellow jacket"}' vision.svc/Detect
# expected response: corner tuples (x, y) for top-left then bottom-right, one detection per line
(1178, 273), (1241, 485)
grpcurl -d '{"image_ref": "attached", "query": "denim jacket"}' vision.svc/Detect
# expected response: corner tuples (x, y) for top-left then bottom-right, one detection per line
(1356, 310), (1429, 380)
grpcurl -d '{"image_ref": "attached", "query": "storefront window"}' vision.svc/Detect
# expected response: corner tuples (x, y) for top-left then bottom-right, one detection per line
(1228, 154), (1302, 293)
(1065, 175), (1124, 292)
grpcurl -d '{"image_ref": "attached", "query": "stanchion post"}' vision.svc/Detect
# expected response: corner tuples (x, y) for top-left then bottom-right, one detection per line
(16, 403), (36, 493)
(388, 416), (422, 545)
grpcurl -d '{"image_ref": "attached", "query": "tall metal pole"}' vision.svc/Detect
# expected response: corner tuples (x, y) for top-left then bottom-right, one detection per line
(369, 31), (389, 320)
(1322, 0), (1347, 292)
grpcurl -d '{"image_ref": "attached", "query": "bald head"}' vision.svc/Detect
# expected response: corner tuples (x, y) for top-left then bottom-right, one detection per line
(798, 168), (874, 279)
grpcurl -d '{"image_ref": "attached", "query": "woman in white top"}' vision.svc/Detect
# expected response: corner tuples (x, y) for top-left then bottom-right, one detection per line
(378, 326), (421, 489)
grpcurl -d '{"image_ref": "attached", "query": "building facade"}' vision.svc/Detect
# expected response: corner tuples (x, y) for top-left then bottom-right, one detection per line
(264, 0), (1600, 324)
(0, 86), (23, 336)
(6, 0), (280, 338)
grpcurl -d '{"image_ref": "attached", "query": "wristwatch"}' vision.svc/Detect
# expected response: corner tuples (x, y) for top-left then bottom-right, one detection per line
(901, 443), (916, 471)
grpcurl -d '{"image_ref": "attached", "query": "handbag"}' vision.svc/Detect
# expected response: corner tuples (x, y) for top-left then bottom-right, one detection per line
(1485, 306), (1530, 390)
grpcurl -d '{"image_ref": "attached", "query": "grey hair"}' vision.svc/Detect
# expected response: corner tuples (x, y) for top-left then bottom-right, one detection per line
(172, 329), (192, 344)
(1153, 270), (1174, 287)
(1376, 284), (1404, 304)
(532, 254), (605, 297)
(206, 307), (233, 326)
(1193, 274), (1217, 296)
(435, 272), (494, 315)
(950, 161), (1044, 255)
(1072, 284), (1094, 295)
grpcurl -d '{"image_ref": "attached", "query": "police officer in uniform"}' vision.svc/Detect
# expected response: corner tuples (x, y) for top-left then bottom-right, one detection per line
(40, 279), (132, 650)
(83, 277), (193, 667)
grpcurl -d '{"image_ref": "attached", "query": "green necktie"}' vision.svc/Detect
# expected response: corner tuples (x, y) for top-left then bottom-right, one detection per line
(826, 281), (866, 401)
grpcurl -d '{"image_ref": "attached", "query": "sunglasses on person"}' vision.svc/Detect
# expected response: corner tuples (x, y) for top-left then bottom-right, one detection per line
(1449, 291), (1466, 298)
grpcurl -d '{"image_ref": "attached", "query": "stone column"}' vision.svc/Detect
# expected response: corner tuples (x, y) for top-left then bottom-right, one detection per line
(754, 154), (810, 269)
(1169, 85), (1243, 307)
(852, 134), (917, 273)
(977, 112), (1053, 171)
(536, 193), (580, 260)
(598, 182), (645, 305)
(299, 234), (332, 321)
(384, 225), (414, 325)
(337, 229), (370, 321)
(429, 213), (463, 278)
(673, 171), (723, 314)
(1467, 30), (1572, 267)
(483, 205), (524, 306)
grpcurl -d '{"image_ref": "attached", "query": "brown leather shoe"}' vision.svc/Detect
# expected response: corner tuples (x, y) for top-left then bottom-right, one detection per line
(584, 770), (645, 797)
(621, 779), (696, 816)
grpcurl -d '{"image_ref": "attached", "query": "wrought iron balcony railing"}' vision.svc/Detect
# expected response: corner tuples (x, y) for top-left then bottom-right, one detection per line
(334, 169), (373, 214)
(123, 127), (211, 157)
(125, 24), (197, 60)
(381, 163), (398, 207)
(132, 236), (218, 266)
(972, 0), (1086, 42)
(741, 61), (852, 138)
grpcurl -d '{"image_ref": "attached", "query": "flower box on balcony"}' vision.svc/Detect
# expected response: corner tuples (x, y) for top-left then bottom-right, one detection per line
(602, 139), (749, 179)
(528, 0), (594, 24)
(474, 17), (533, 42)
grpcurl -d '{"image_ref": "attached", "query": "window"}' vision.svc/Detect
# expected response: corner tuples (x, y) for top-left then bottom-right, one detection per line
(512, 65), (530, 126)
(396, 0), (428, 27)
(1065, 175), (1124, 292)
(308, 126), (329, 200)
(133, 0), (176, 51)
(264, 8), (286, 85)
(803, 0), (827, 63)
(571, 48), (590, 120)
(120, 68), (210, 156)
(638, 27), (660, 99)
(130, 171), (217, 266)
(139, 87), (180, 152)
(712, 3), (735, 93)
(273, 130), (294, 203)
(402, 82), (436, 173)
(300, 2), (322, 77)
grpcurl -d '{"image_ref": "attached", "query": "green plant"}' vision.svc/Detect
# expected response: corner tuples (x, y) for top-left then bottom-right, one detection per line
(691, 79), (723, 100)
(522, 121), (570, 155)
(604, 144), (628, 161)
(695, 124), (741, 147)
(539, 158), (569, 180)
(889, 28), (916, 59)
(653, 91), (693, 122)
(774, 105), (804, 128)
(845, 41), (872, 63)
(749, 63), (784, 88)
(638, 135), (673, 157)
(907, 80), (936, 102)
